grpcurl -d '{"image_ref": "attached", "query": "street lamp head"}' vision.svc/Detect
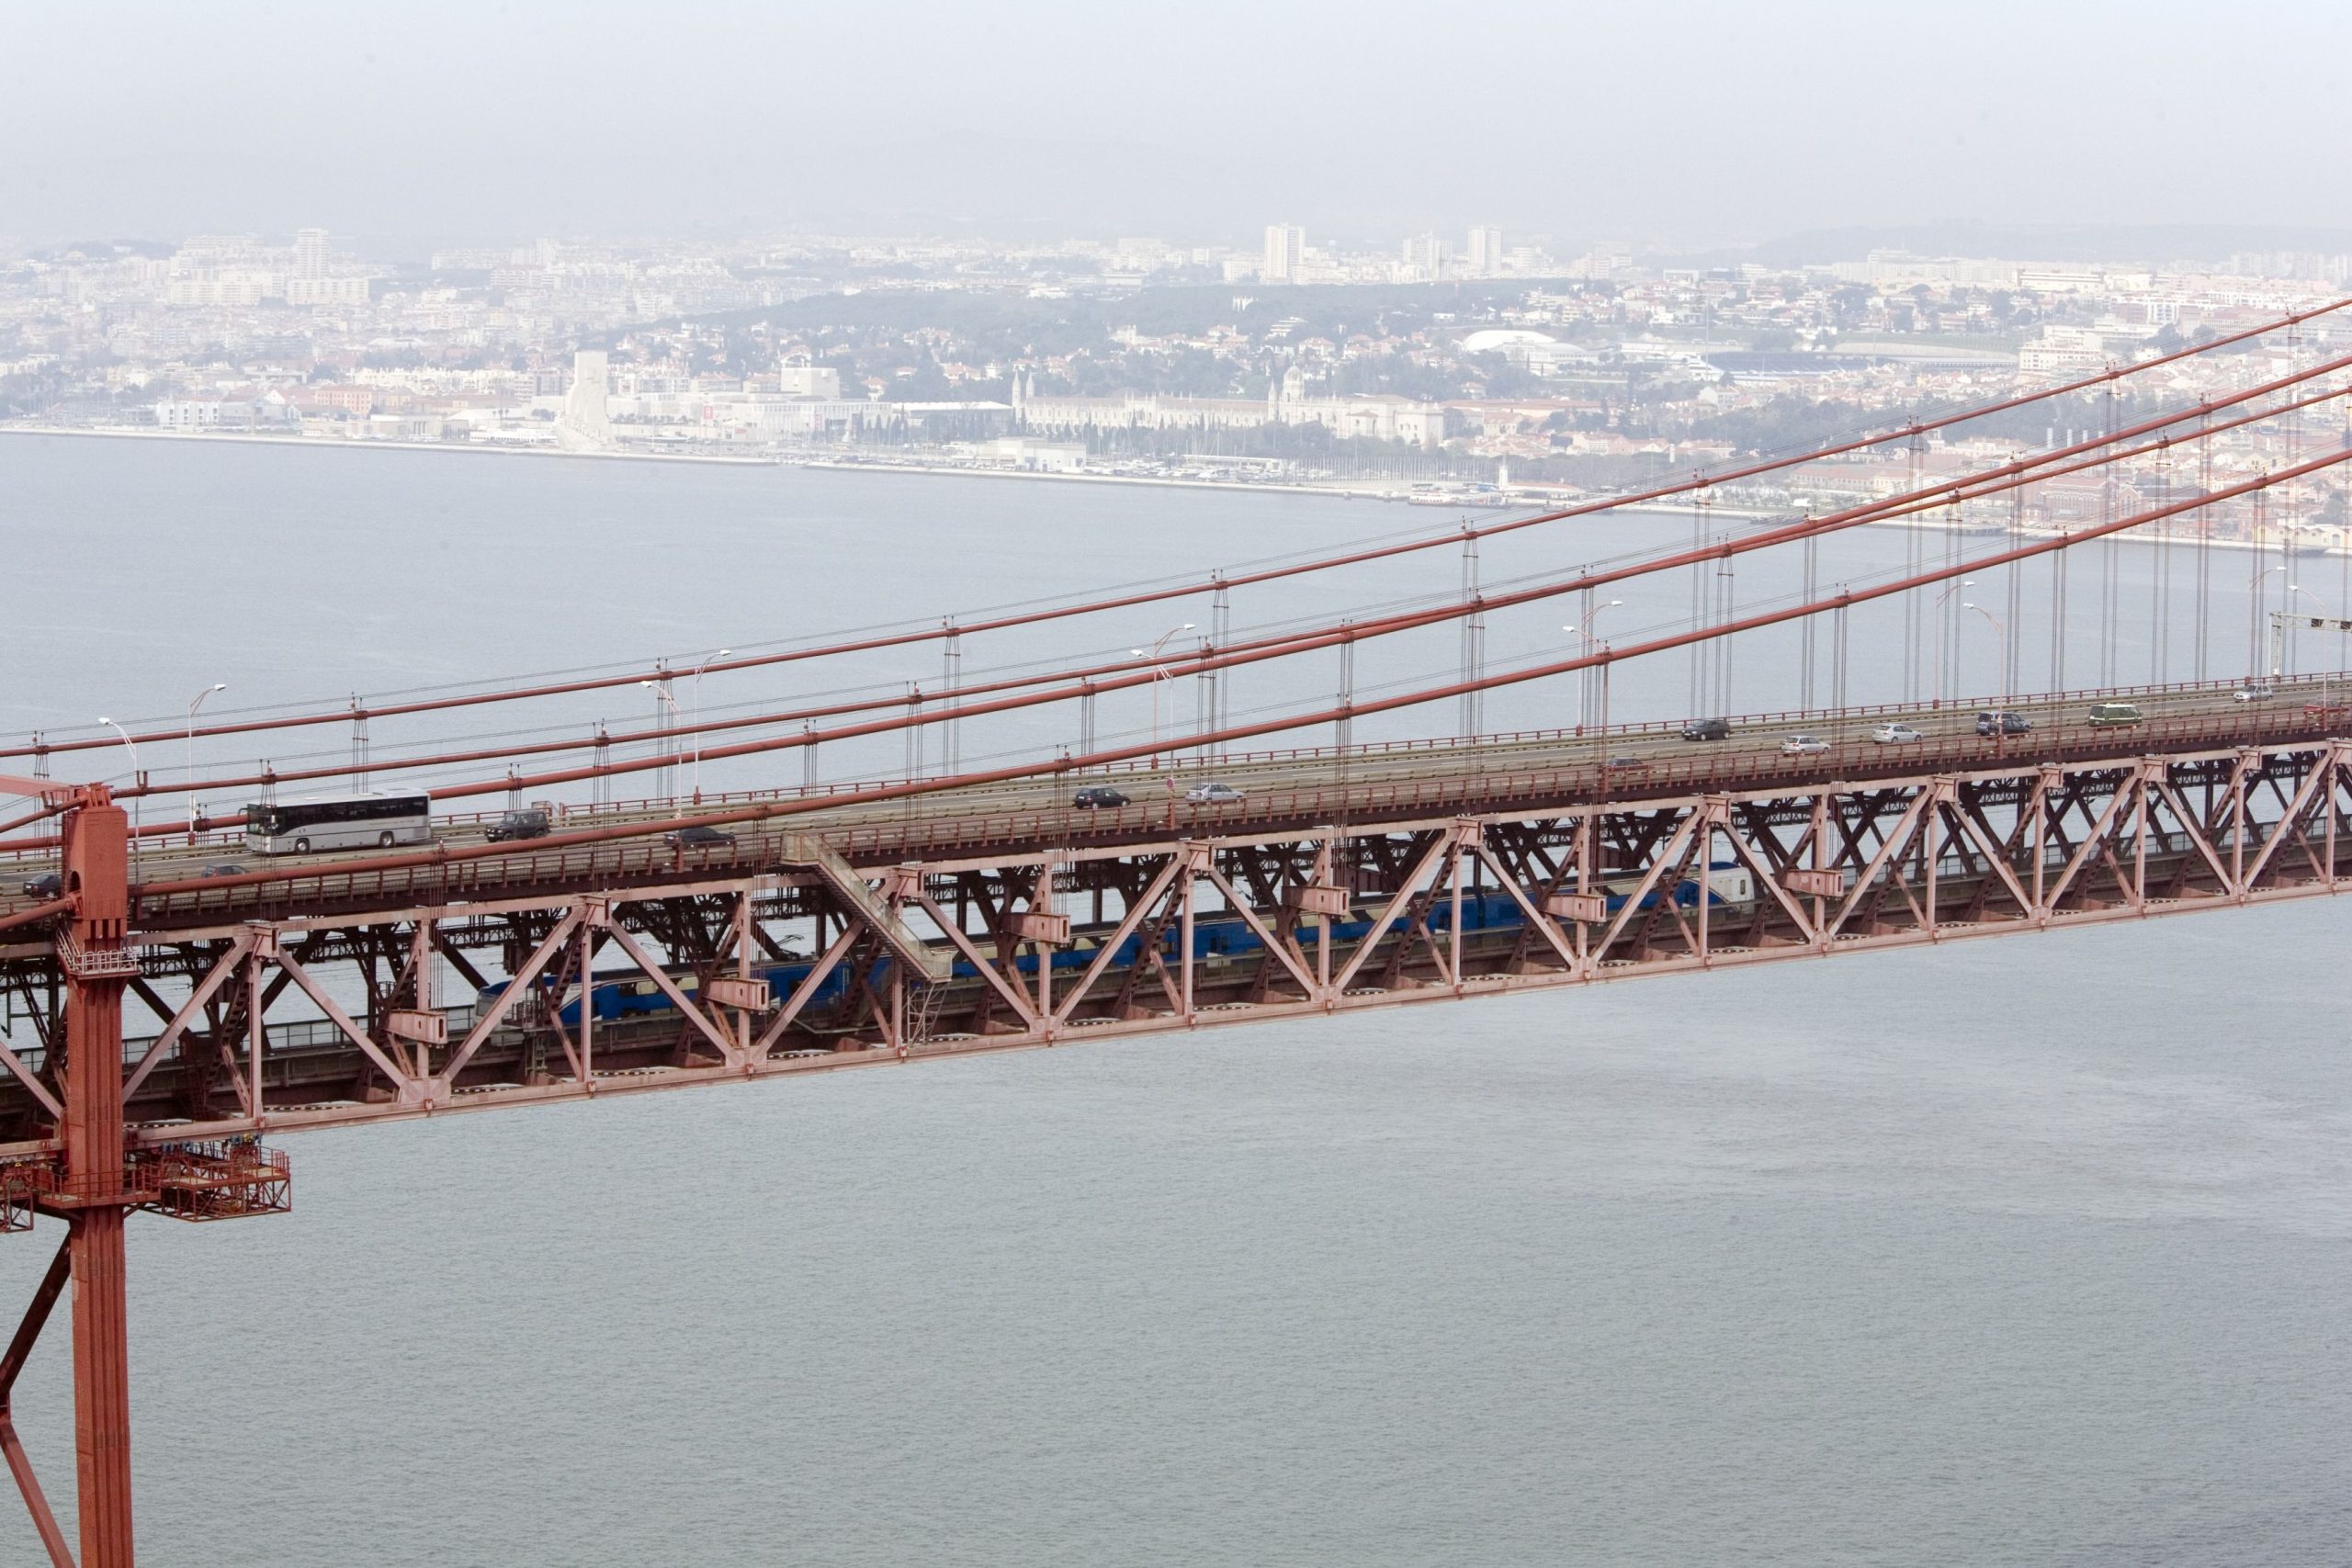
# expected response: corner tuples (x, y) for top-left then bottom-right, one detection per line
(1180, 622), (1196, 631)
(715, 649), (731, 660)
(1130, 648), (1146, 658)
(1605, 599), (1623, 608)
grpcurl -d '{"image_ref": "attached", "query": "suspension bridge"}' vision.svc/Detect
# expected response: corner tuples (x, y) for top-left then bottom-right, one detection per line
(6, 299), (2352, 1564)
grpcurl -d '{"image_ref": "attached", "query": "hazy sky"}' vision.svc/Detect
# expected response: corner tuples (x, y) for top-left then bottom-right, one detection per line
(5, 0), (2349, 251)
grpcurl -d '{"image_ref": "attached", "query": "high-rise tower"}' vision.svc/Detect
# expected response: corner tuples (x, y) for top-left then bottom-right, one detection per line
(1262, 224), (1305, 284)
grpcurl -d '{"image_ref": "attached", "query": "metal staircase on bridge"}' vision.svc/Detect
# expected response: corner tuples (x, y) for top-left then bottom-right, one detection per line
(780, 831), (954, 981)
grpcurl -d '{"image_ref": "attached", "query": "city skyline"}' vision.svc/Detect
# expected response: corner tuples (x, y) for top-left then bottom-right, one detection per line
(13, 211), (2349, 531)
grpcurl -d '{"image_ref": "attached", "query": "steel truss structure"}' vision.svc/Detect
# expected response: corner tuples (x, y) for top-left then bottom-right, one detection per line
(2, 731), (2344, 1159)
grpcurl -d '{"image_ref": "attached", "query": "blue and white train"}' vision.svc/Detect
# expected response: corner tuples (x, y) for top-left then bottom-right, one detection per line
(476, 864), (1756, 1027)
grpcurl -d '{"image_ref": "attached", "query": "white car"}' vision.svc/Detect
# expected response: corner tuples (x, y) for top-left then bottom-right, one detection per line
(2233, 683), (2276, 703)
(1871, 723), (1924, 744)
(1781, 734), (1829, 756)
(1183, 781), (1244, 804)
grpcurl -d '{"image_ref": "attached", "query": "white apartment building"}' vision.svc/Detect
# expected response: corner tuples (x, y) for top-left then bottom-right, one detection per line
(777, 359), (843, 398)
(1400, 232), (1448, 279)
(293, 228), (330, 280)
(286, 276), (371, 305)
(164, 268), (274, 308)
(153, 399), (244, 430)
(1011, 369), (1446, 449)
(1262, 224), (1305, 283)
(1466, 226), (1503, 277)
(2018, 325), (2110, 375)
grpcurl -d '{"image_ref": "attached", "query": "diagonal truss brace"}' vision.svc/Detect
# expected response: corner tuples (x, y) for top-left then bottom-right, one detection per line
(121, 930), (257, 1100)
(443, 907), (589, 1085)
(912, 891), (1039, 1029)
(1331, 828), (1467, 992)
(602, 922), (742, 1067)
(752, 921), (863, 1056)
(1049, 854), (1189, 1027)
(0, 1236), (73, 1567)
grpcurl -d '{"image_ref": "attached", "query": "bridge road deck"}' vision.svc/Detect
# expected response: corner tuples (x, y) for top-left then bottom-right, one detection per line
(0, 671), (2327, 933)
(0, 672), (2343, 1153)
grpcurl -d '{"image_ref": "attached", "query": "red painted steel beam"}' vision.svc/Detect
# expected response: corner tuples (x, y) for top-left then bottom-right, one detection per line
(0, 1240), (74, 1567)
(58, 797), (137, 1566)
(8, 295), (2345, 767)
(0, 899), (72, 936)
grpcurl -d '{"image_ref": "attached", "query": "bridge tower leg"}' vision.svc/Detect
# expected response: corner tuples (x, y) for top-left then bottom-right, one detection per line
(4, 776), (287, 1565)
(62, 795), (137, 1567)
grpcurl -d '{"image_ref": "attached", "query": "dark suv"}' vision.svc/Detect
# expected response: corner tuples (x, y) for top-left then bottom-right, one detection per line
(1679, 716), (1730, 741)
(1072, 785), (1131, 808)
(487, 807), (552, 842)
(1975, 710), (2032, 737)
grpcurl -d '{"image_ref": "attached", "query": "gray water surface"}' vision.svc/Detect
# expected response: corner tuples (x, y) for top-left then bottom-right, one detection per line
(0, 436), (2346, 1565)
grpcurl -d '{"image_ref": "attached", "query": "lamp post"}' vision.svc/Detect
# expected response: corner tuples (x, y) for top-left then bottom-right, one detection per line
(1569, 599), (1623, 735)
(1930, 580), (1975, 708)
(2254, 564), (2288, 677)
(98, 716), (141, 881)
(186, 682), (226, 844)
(688, 648), (730, 799)
(1562, 623), (1581, 732)
(1963, 603), (2008, 705)
(1596, 636), (1614, 739)
(1589, 600), (1623, 738)
(639, 680), (684, 800)
(2289, 585), (2338, 698)
(1130, 622), (1194, 769)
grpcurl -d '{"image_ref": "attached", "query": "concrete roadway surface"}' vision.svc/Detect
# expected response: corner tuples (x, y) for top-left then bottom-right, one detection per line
(2, 673), (2344, 912)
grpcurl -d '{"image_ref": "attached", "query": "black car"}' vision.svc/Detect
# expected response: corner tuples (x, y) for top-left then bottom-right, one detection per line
(20, 872), (61, 899)
(1679, 716), (1730, 741)
(487, 807), (552, 842)
(664, 823), (737, 851)
(1975, 710), (2032, 737)
(1072, 785), (1131, 808)
(200, 863), (246, 878)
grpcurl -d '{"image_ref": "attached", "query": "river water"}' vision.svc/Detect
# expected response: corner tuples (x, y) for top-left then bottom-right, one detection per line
(0, 434), (2347, 1565)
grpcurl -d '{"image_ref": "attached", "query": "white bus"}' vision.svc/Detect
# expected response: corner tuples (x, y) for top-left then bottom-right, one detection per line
(243, 791), (434, 855)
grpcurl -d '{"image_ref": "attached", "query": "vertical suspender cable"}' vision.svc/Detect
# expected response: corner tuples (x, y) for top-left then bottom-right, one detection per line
(1212, 577), (1231, 760)
(2197, 409), (2213, 680)
(2007, 469), (2025, 698)
(2154, 440), (2171, 682)
(1689, 479), (1706, 716)
(1905, 427), (1923, 699)
(1801, 525), (1819, 709)
(942, 623), (961, 776)
(2098, 381), (2120, 687)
